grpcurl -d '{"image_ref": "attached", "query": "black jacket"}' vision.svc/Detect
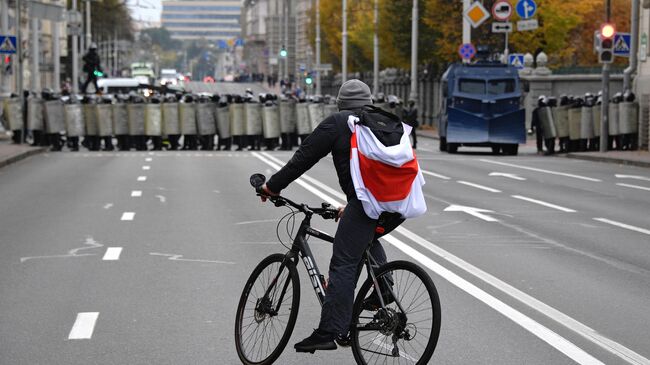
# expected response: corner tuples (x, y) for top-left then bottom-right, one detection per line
(267, 110), (358, 202)
(83, 50), (101, 72)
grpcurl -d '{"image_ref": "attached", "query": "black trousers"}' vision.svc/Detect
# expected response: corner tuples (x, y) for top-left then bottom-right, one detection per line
(82, 73), (99, 94)
(318, 197), (404, 335)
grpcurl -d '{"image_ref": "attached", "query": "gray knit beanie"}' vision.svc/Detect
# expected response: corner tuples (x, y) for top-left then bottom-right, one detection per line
(336, 79), (372, 111)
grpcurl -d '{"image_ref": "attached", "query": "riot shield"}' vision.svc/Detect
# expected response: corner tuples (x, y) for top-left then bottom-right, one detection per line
(216, 106), (231, 139)
(84, 104), (99, 136)
(553, 106), (570, 138)
(161, 103), (180, 135)
(279, 100), (297, 134)
(96, 104), (114, 137)
(112, 104), (129, 135)
(262, 104), (281, 139)
(179, 102), (197, 135)
(568, 108), (581, 141)
(619, 102), (639, 134)
(244, 103), (263, 135)
(64, 104), (85, 137)
(608, 103), (619, 136)
(539, 107), (557, 139)
(308, 103), (324, 131)
(196, 103), (216, 135)
(27, 99), (45, 131)
(323, 104), (338, 119)
(44, 100), (66, 134)
(127, 104), (146, 136)
(230, 103), (245, 136)
(296, 103), (311, 135)
(580, 107), (594, 139)
(145, 104), (163, 136)
(3, 98), (23, 131)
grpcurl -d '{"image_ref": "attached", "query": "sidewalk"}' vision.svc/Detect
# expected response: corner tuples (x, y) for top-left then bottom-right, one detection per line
(417, 128), (650, 168)
(0, 138), (47, 169)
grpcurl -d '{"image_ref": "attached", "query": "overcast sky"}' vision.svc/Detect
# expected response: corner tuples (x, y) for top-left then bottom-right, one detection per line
(127, 0), (162, 24)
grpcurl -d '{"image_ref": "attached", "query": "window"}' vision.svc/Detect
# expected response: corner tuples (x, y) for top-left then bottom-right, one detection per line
(458, 79), (485, 94)
(163, 5), (240, 12)
(488, 79), (516, 95)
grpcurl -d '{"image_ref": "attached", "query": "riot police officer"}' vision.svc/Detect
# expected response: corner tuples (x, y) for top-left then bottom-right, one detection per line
(404, 98), (419, 149)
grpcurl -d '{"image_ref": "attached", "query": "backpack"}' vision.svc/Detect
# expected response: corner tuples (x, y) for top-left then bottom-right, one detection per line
(348, 106), (427, 219)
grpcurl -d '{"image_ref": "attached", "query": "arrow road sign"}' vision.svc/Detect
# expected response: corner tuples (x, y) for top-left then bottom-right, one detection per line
(516, 0), (537, 20)
(444, 205), (499, 222)
(0, 35), (17, 54)
(492, 22), (513, 33)
(508, 54), (525, 69)
(464, 1), (490, 29)
(517, 18), (539, 31)
(614, 33), (632, 57)
(489, 172), (526, 181)
(492, 0), (513, 21)
(458, 43), (477, 60)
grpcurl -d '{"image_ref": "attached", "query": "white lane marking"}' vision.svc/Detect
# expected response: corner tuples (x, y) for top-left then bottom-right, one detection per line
(384, 236), (604, 365)
(593, 218), (650, 236)
(155, 195), (166, 203)
(444, 204), (499, 222)
(131, 190), (142, 197)
(511, 195), (577, 213)
(422, 170), (451, 180)
(142, 165), (151, 170)
(21, 236), (103, 263)
(149, 253), (235, 264)
(255, 152), (648, 365)
(145, 157), (152, 162)
(102, 247), (123, 261)
(148, 152), (154, 155)
(489, 172), (527, 181)
(68, 312), (99, 340)
(235, 219), (280, 225)
(121, 212), (135, 221)
(103, 203), (113, 209)
(615, 174), (650, 182)
(616, 183), (650, 192)
(457, 180), (502, 193)
(480, 159), (602, 182)
(137, 176), (147, 181)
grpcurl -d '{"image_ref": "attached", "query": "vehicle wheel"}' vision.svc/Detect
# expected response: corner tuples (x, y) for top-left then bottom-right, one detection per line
(439, 137), (447, 152)
(447, 143), (458, 154)
(504, 144), (519, 155)
(235, 253), (300, 365)
(350, 260), (441, 365)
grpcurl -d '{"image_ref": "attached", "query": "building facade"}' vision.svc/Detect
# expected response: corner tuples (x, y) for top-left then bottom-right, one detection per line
(635, 1), (650, 150)
(161, 0), (241, 41)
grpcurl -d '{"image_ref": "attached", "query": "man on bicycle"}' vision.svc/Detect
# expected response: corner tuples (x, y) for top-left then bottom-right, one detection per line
(261, 80), (404, 353)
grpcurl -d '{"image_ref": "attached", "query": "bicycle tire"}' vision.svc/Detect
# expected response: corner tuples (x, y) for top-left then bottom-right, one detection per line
(235, 253), (301, 365)
(350, 260), (441, 365)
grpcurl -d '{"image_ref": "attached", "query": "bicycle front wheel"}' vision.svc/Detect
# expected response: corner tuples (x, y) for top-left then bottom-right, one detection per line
(350, 260), (441, 365)
(234, 253), (301, 365)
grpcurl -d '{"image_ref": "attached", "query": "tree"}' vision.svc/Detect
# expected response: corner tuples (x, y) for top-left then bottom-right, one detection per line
(140, 28), (182, 51)
(89, 0), (134, 42)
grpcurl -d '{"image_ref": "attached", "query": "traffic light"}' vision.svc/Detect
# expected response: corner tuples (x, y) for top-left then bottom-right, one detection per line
(305, 73), (313, 85)
(3, 55), (12, 74)
(93, 69), (104, 77)
(279, 45), (287, 58)
(597, 23), (616, 64)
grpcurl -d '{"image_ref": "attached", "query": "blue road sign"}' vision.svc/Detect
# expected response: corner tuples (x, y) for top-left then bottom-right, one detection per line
(0, 35), (17, 54)
(508, 54), (525, 69)
(458, 43), (477, 60)
(516, 0), (537, 20)
(614, 33), (632, 57)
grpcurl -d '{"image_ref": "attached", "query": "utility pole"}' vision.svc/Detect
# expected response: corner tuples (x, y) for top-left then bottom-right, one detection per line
(72, 0), (79, 94)
(283, 0), (288, 85)
(52, 19), (60, 92)
(1, 0), (9, 94)
(31, 16), (40, 92)
(409, 0), (418, 102)
(462, 0), (471, 63)
(85, 0), (91, 47)
(373, 0), (379, 95)
(600, 0), (611, 152)
(16, 0), (24, 142)
(315, 0), (321, 95)
(342, 0), (347, 83)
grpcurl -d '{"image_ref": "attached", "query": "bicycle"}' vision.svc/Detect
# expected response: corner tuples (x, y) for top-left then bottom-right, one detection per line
(234, 174), (441, 365)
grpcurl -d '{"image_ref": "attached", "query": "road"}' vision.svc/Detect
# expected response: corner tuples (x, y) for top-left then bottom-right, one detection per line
(1, 138), (649, 364)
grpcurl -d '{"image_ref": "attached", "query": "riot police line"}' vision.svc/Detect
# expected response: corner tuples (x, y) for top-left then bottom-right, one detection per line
(1, 90), (345, 152)
(531, 91), (640, 155)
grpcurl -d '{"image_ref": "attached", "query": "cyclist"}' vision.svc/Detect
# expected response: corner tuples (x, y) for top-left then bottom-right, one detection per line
(260, 79), (405, 353)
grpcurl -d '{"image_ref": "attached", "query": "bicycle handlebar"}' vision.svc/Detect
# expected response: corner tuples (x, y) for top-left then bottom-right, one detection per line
(250, 173), (339, 220)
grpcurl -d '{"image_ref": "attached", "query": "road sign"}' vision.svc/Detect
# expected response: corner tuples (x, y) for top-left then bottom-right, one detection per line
(492, 0), (513, 21)
(492, 22), (513, 33)
(0, 35), (17, 54)
(464, 2), (490, 29)
(508, 54), (525, 69)
(458, 43), (477, 60)
(516, 0), (537, 20)
(517, 18), (539, 31)
(67, 23), (82, 36)
(614, 33), (631, 57)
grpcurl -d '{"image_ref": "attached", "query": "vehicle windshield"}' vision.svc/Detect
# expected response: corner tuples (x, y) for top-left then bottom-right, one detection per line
(458, 79), (485, 94)
(488, 79), (516, 95)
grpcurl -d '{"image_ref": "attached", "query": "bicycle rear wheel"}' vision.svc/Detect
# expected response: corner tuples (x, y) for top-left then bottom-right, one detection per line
(235, 253), (300, 365)
(350, 260), (441, 365)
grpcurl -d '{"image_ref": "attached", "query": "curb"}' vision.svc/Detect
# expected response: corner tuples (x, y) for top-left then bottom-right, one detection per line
(0, 147), (47, 169)
(564, 153), (650, 168)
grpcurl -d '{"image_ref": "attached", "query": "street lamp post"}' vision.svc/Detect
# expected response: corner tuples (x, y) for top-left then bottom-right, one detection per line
(342, 0), (347, 83)
(315, 0), (321, 95)
(409, 0), (418, 103)
(0, 0), (9, 94)
(373, 0), (379, 95)
(72, 0), (79, 94)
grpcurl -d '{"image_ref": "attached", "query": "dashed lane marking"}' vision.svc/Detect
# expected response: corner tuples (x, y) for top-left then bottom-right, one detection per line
(457, 180), (502, 193)
(137, 176), (147, 181)
(145, 157), (152, 162)
(616, 183), (650, 192)
(142, 165), (151, 170)
(594, 218), (650, 236)
(512, 195), (577, 213)
(149, 253), (235, 264)
(68, 312), (99, 340)
(480, 159), (602, 182)
(131, 190), (142, 197)
(102, 247), (123, 261)
(121, 212), (135, 221)
(422, 169), (451, 180)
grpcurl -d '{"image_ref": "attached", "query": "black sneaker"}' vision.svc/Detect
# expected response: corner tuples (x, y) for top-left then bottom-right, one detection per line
(294, 329), (337, 353)
(335, 332), (352, 347)
(363, 288), (395, 311)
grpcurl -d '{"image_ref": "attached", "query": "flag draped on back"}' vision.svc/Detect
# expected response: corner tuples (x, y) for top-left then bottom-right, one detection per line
(348, 115), (427, 219)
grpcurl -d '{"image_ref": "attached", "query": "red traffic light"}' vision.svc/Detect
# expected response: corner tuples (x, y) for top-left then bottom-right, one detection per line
(600, 23), (616, 39)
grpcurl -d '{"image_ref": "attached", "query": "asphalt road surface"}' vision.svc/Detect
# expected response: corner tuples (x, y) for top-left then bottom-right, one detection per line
(1, 138), (649, 365)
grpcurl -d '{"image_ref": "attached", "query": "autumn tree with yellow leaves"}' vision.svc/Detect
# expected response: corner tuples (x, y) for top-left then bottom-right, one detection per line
(312, 0), (632, 75)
